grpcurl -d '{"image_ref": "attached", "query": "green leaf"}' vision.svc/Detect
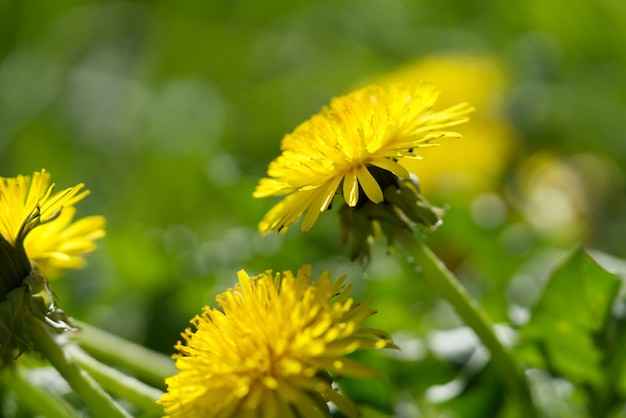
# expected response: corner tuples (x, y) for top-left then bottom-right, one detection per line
(520, 248), (621, 387)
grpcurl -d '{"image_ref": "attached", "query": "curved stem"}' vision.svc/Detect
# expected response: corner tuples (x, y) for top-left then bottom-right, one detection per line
(0, 365), (81, 418)
(66, 344), (164, 415)
(24, 312), (132, 418)
(398, 232), (536, 417)
(70, 320), (176, 389)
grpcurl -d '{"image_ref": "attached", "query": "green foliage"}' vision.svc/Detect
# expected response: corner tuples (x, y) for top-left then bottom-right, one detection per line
(1, 0), (626, 416)
(521, 248), (621, 386)
(518, 248), (626, 417)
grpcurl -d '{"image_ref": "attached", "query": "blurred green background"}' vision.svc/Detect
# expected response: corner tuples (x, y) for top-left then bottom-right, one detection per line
(1, 0), (625, 416)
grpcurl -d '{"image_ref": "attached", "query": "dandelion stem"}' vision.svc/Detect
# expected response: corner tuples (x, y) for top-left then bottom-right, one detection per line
(0, 364), (81, 418)
(70, 320), (176, 388)
(24, 312), (132, 418)
(66, 344), (164, 415)
(398, 232), (537, 417)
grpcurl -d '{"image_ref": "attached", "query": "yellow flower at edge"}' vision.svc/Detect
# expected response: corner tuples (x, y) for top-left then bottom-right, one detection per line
(0, 169), (105, 279)
(254, 83), (474, 234)
(158, 265), (395, 418)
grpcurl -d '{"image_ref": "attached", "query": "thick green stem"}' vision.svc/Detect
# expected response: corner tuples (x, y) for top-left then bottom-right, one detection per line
(0, 365), (81, 418)
(70, 320), (176, 389)
(66, 344), (165, 415)
(24, 312), (132, 418)
(398, 233), (536, 417)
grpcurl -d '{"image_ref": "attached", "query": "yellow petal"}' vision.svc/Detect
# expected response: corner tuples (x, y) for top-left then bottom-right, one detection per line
(370, 157), (410, 179)
(356, 165), (383, 203)
(342, 170), (359, 207)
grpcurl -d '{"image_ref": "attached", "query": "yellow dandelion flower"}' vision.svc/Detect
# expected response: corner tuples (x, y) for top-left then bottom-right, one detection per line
(254, 83), (473, 234)
(0, 169), (105, 363)
(0, 169), (105, 279)
(158, 265), (394, 418)
(377, 54), (517, 197)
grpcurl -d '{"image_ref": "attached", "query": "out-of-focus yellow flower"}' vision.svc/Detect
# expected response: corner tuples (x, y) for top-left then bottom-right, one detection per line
(377, 54), (516, 197)
(0, 169), (105, 279)
(254, 83), (473, 234)
(511, 152), (621, 245)
(158, 265), (395, 418)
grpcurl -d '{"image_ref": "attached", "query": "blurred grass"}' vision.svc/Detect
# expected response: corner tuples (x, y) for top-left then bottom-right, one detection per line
(1, 0), (625, 415)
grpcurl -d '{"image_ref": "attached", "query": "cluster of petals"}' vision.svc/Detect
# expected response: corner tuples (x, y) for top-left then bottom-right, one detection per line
(159, 265), (394, 418)
(0, 170), (105, 278)
(254, 83), (474, 234)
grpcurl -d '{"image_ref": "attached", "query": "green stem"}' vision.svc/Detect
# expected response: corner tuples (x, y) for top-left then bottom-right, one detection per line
(0, 364), (81, 418)
(69, 320), (176, 389)
(66, 344), (165, 415)
(398, 232), (536, 417)
(24, 312), (132, 418)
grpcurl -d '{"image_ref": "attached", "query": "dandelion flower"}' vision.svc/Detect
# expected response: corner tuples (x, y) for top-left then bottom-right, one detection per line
(254, 83), (473, 234)
(377, 54), (516, 196)
(0, 169), (105, 280)
(158, 265), (394, 418)
(0, 169), (105, 363)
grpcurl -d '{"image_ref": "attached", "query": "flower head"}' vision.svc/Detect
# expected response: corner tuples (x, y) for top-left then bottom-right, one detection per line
(254, 83), (474, 234)
(0, 169), (105, 280)
(158, 265), (394, 418)
(0, 169), (105, 364)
